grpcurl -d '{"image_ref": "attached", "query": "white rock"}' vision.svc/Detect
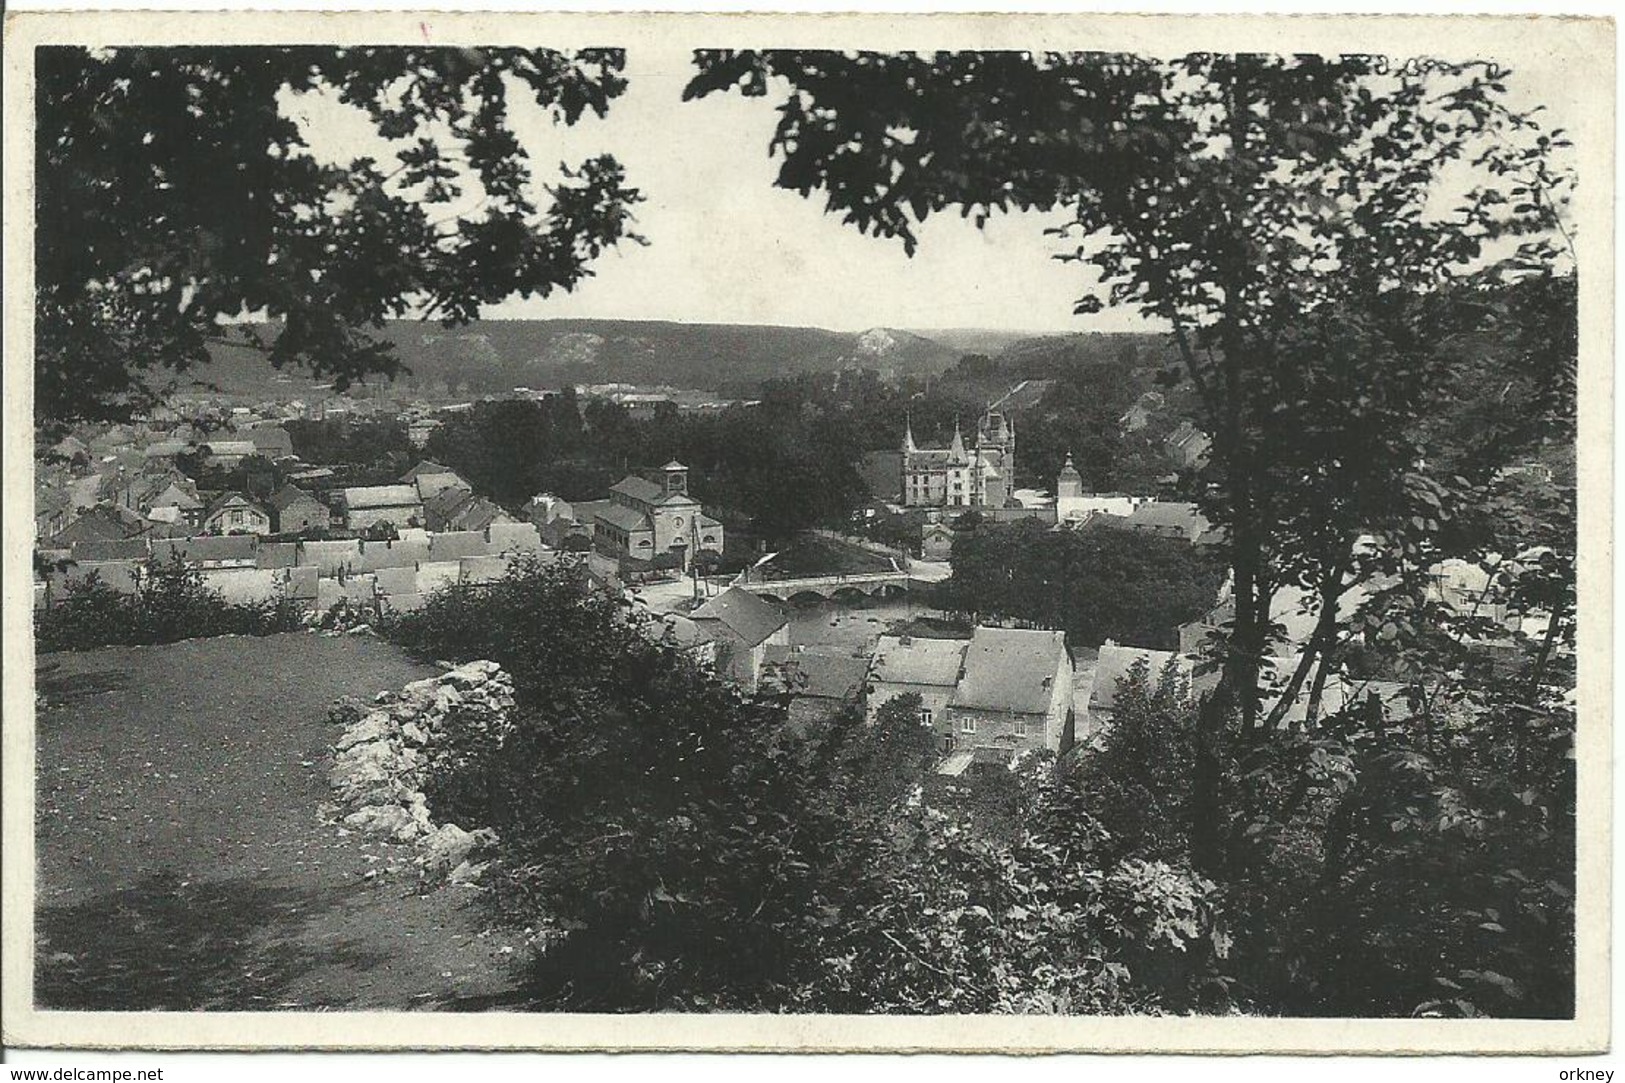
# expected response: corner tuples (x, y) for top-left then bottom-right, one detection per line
(335, 712), (395, 751)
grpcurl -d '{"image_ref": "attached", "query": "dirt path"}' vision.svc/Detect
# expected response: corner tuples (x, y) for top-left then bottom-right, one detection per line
(34, 632), (526, 1010)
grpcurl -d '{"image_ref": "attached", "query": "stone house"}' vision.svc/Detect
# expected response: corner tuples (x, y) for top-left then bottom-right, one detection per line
(267, 484), (328, 535)
(203, 492), (273, 536)
(940, 626), (1075, 758)
(334, 485), (424, 533)
(689, 586), (789, 694)
(865, 634), (969, 731)
(1084, 641), (1194, 739)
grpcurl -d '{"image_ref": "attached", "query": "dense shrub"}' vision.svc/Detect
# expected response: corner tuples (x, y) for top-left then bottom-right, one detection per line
(34, 557), (305, 652)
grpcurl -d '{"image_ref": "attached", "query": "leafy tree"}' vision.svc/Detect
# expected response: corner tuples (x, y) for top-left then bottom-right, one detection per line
(940, 520), (1227, 650)
(687, 45), (1576, 866)
(37, 46), (642, 429)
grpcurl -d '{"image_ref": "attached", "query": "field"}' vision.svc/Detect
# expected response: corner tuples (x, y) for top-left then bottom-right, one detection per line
(33, 633), (523, 1011)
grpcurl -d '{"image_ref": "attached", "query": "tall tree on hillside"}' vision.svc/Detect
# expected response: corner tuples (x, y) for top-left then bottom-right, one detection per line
(35, 46), (643, 429)
(686, 49), (1577, 869)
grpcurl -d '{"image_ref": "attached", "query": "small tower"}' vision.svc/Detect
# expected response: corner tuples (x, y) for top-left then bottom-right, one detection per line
(903, 415), (918, 454)
(949, 417), (967, 461)
(661, 460), (689, 497)
(1056, 451), (1084, 501)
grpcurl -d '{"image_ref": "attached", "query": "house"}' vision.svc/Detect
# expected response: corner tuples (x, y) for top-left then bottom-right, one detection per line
(1163, 421), (1212, 469)
(865, 634), (969, 730)
(333, 485), (424, 533)
(940, 626), (1074, 758)
(34, 486), (72, 540)
(202, 440), (260, 468)
(1053, 452), (1148, 523)
(1085, 641), (1194, 738)
(920, 520), (955, 561)
(245, 426), (294, 460)
(267, 484), (329, 535)
(423, 487), (512, 533)
(579, 463), (724, 573)
(1088, 500), (1223, 545)
(653, 612), (719, 668)
(151, 534), (260, 569)
(142, 479), (205, 527)
(45, 504), (149, 548)
(759, 644), (871, 725)
(688, 586), (789, 694)
(202, 492), (273, 536)
(401, 461), (471, 503)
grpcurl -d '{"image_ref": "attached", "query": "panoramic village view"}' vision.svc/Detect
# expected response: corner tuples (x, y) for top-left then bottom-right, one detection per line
(29, 42), (1579, 1019)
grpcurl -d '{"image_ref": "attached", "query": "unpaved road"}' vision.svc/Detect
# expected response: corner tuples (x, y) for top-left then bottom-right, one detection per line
(34, 632), (525, 1011)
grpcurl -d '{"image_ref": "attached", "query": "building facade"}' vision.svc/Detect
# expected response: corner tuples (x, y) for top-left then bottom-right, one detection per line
(900, 410), (1016, 510)
(582, 462), (724, 573)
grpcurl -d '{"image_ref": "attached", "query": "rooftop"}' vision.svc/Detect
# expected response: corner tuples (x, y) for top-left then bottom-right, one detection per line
(950, 626), (1069, 716)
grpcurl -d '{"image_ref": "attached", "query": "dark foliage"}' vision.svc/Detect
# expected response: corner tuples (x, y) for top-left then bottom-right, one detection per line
(939, 521), (1227, 650)
(35, 556), (305, 652)
(36, 46), (640, 429)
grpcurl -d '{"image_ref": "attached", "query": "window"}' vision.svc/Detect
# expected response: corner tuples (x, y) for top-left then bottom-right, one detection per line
(920, 708), (933, 727)
(959, 717), (977, 734)
(1014, 721), (1028, 738)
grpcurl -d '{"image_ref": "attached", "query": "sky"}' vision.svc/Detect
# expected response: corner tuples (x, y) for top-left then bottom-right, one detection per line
(286, 39), (1581, 336)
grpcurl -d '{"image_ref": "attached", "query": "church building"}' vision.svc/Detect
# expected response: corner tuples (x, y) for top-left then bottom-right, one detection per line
(575, 461), (726, 573)
(900, 411), (1016, 509)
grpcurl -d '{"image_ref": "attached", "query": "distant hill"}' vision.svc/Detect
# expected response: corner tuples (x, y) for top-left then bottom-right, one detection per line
(202, 319), (966, 399)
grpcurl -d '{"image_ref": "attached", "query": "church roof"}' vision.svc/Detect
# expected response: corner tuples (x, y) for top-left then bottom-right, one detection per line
(609, 475), (665, 504)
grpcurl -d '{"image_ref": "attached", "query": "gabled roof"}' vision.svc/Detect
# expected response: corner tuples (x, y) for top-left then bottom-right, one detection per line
(204, 491), (267, 517)
(593, 502), (652, 534)
(869, 634), (968, 688)
(414, 471), (471, 502)
(341, 485), (421, 509)
(257, 542), (300, 569)
(761, 646), (870, 700)
(691, 587), (787, 650)
(609, 475), (665, 505)
(268, 484), (321, 512)
(204, 440), (258, 458)
(400, 460), (453, 482)
(1090, 642), (1191, 712)
(949, 626), (1068, 716)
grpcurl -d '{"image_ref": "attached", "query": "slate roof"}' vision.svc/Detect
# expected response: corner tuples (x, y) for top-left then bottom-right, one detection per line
(341, 485), (421, 509)
(869, 634), (968, 688)
(268, 484), (320, 512)
(609, 475), (666, 505)
(488, 522), (544, 555)
(593, 502), (653, 534)
(152, 535), (259, 565)
(428, 531), (489, 562)
(690, 587), (787, 650)
(71, 538), (151, 563)
(205, 440), (258, 458)
(413, 472), (470, 502)
(354, 537), (431, 572)
(950, 627), (1068, 716)
(372, 566), (419, 597)
(761, 646), (870, 700)
(1090, 643), (1190, 712)
(257, 542), (300, 569)
(399, 460), (453, 482)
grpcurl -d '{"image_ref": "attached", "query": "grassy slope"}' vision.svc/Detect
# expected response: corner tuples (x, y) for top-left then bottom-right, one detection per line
(34, 633), (523, 1011)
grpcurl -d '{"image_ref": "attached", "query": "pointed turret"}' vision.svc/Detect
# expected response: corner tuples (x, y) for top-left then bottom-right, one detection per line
(949, 417), (966, 460)
(903, 415), (918, 454)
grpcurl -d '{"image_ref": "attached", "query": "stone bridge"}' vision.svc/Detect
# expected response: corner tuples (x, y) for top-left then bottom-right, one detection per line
(730, 569), (921, 604)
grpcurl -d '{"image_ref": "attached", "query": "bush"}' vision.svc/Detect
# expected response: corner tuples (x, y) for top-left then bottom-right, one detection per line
(34, 556), (305, 652)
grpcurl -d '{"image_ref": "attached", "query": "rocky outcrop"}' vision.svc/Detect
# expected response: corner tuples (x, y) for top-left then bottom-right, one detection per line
(326, 660), (512, 881)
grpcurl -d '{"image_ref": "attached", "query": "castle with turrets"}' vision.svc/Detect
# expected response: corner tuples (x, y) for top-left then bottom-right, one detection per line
(900, 411), (1016, 509)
